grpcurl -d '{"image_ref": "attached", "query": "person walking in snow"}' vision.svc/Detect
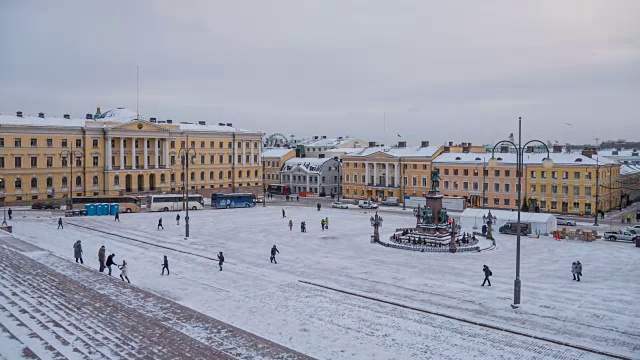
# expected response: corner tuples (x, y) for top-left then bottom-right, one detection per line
(282, 209), (286, 218)
(161, 255), (170, 275)
(482, 265), (492, 286)
(321, 218), (325, 231)
(317, 202), (321, 211)
(176, 214), (180, 225)
(270, 245), (279, 264)
(288, 219), (293, 231)
(325, 217), (329, 230)
(481, 224), (487, 236)
(572, 261), (577, 280)
(158, 218), (164, 230)
(73, 240), (83, 264)
(575, 261), (582, 282)
(296, 195), (299, 202)
(98, 246), (106, 272)
(217, 252), (224, 271)
(106, 253), (116, 276)
(114, 212), (120, 222)
(7, 208), (12, 220)
(118, 260), (130, 283)
(57, 217), (63, 229)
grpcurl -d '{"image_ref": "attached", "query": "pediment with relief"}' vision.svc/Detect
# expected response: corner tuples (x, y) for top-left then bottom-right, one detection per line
(108, 120), (172, 132)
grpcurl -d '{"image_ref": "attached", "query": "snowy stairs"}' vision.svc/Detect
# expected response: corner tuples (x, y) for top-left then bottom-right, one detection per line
(0, 248), (227, 359)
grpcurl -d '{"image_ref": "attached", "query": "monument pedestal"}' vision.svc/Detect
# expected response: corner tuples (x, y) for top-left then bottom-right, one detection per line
(425, 192), (444, 223)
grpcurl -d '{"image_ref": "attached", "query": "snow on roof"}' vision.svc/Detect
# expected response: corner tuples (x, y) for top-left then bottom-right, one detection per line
(621, 164), (640, 175)
(177, 122), (254, 133)
(304, 137), (362, 147)
(95, 107), (137, 122)
(433, 152), (613, 166)
(282, 157), (335, 174)
(262, 148), (294, 158)
(0, 113), (86, 127)
(346, 145), (441, 158)
(322, 148), (361, 155)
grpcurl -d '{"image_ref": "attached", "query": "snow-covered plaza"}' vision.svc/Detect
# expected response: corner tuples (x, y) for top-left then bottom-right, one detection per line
(7, 205), (640, 359)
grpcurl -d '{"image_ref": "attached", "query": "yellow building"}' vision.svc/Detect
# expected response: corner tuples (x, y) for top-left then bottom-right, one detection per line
(341, 141), (484, 201)
(432, 151), (622, 214)
(262, 148), (295, 188)
(0, 108), (263, 203)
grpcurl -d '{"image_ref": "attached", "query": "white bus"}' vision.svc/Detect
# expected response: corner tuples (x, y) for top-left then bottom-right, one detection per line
(147, 194), (204, 212)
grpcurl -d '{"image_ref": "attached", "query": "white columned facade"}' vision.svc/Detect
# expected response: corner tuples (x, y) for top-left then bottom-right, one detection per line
(164, 139), (169, 169)
(306, 174), (310, 192)
(385, 163), (390, 187)
(242, 141), (246, 165)
(250, 141), (254, 165)
(131, 137), (137, 170)
(395, 163), (399, 188)
(120, 137), (125, 170)
(373, 163), (378, 186)
(365, 162), (370, 185)
(155, 138), (160, 169)
(143, 137), (148, 169)
(106, 136), (112, 170)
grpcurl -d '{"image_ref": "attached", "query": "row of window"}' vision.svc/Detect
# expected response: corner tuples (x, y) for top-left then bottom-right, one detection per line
(0, 137), (87, 148)
(0, 156), (91, 169)
(344, 162), (427, 171)
(266, 161), (281, 168)
(281, 175), (338, 183)
(169, 154), (259, 166)
(2, 176), (88, 190)
(165, 140), (259, 150)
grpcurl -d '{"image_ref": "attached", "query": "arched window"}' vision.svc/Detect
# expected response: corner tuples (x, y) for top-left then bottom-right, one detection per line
(238, 171), (243, 179)
(246, 170), (250, 178)
(180, 172), (185, 182)
(31, 177), (38, 189)
(15, 178), (22, 189)
(190, 172), (195, 181)
(160, 174), (166, 183)
(227, 171), (231, 179)
(254, 169), (259, 178)
(114, 175), (120, 186)
(76, 159), (82, 167)
(46, 177), (53, 188)
(219, 171), (223, 180)
(200, 171), (205, 181)
(75, 176), (82, 187)
(92, 176), (99, 186)
(209, 171), (214, 180)
(170, 173), (175, 182)
(61, 176), (68, 187)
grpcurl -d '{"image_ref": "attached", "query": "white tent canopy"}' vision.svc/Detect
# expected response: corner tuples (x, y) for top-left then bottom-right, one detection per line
(459, 208), (557, 235)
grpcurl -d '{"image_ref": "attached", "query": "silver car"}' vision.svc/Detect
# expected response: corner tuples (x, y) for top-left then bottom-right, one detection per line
(556, 216), (576, 226)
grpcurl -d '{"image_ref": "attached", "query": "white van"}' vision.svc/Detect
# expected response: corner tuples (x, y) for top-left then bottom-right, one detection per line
(358, 200), (379, 209)
(381, 197), (399, 206)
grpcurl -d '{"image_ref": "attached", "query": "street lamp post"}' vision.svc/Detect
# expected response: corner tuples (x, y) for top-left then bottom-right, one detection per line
(335, 157), (342, 202)
(60, 149), (83, 210)
(489, 117), (553, 308)
(585, 162), (613, 226)
(400, 159), (406, 210)
(179, 136), (197, 239)
(475, 160), (488, 208)
(1, 185), (7, 226)
(370, 211), (383, 242)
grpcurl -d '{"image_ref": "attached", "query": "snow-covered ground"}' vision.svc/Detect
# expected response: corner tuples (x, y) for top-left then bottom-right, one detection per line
(8, 206), (640, 359)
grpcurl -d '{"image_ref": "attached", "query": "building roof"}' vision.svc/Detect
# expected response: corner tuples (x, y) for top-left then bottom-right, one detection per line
(262, 148), (294, 158)
(303, 136), (363, 147)
(344, 145), (441, 159)
(95, 107), (137, 122)
(282, 157), (335, 174)
(0, 113), (87, 127)
(433, 152), (616, 166)
(176, 122), (255, 133)
(621, 164), (640, 175)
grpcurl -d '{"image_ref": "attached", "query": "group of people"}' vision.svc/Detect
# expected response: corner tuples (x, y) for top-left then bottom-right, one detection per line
(285, 195), (299, 202)
(571, 261), (583, 281)
(282, 208), (328, 233)
(97, 245), (130, 282)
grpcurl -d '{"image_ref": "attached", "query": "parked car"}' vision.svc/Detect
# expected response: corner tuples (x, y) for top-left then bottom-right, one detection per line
(498, 222), (532, 235)
(603, 230), (639, 242)
(358, 200), (379, 209)
(381, 197), (399, 206)
(556, 216), (576, 226)
(625, 225), (640, 233)
(31, 202), (61, 210)
(331, 202), (349, 209)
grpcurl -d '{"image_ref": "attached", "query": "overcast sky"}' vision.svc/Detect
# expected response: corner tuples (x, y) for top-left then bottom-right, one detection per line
(1, 1), (638, 146)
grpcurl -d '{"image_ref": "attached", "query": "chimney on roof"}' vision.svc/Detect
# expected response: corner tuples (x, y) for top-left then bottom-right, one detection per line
(198, 121), (206, 125)
(581, 147), (596, 158)
(443, 146), (451, 153)
(500, 145), (509, 153)
(449, 141), (454, 146)
(166, 119), (173, 124)
(421, 140), (430, 147)
(86, 113), (93, 119)
(398, 141), (407, 148)
(16, 111), (23, 117)
(63, 114), (70, 119)
(226, 122), (233, 127)
(38, 112), (45, 118)
(322, 135), (327, 139)
(368, 141), (377, 147)
(150, 117), (157, 123)
(338, 136), (343, 140)
(218, 122), (225, 126)
(461, 142), (467, 147)
(314, 136), (319, 140)
(632, 150), (639, 156)
(553, 145), (563, 153)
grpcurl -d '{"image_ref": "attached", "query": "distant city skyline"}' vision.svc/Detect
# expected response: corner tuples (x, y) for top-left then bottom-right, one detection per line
(1, 1), (638, 146)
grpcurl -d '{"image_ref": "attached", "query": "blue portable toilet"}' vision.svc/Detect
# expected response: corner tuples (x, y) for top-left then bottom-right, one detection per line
(98, 203), (106, 216)
(85, 204), (96, 216)
(109, 203), (119, 215)
(101, 203), (109, 216)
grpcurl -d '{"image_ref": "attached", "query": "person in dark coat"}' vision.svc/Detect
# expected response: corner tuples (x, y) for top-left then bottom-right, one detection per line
(176, 214), (180, 225)
(98, 246), (106, 272)
(270, 245), (279, 264)
(288, 219), (293, 231)
(217, 252), (224, 271)
(73, 240), (83, 264)
(481, 224), (487, 236)
(7, 208), (12, 220)
(571, 261), (577, 280)
(158, 218), (164, 230)
(57, 217), (63, 229)
(321, 219), (325, 231)
(114, 212), (120, 222)
(161, 255), (170, 275)
(576, 261), (582, 281)
(482, 265), (492, 286)
(317, 203), (321, 211)
(106, 253), (116, 276)
(282, 209), (286, 218)
(296, 195), (299, 202)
